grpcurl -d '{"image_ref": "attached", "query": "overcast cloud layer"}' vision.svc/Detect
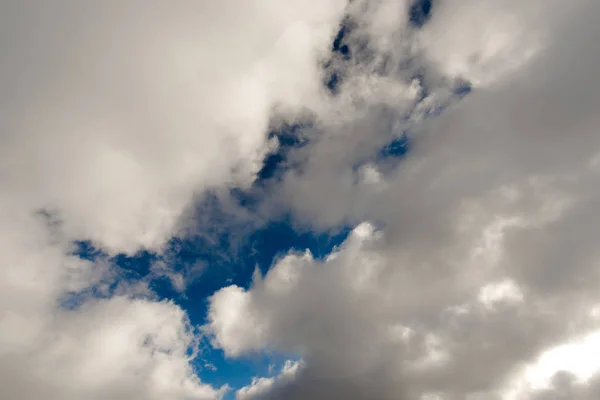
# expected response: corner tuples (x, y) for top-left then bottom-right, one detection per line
(2, 1), (600, 400)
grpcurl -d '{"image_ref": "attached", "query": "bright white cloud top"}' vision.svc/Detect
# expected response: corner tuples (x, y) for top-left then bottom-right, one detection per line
(2, 1), (600, 399)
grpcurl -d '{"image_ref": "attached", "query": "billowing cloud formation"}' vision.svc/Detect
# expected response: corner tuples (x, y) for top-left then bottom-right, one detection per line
(0, 0), (346, 253)
(0, 209), (224, 399)
(207, 0), (600, 399)
(5, 0), (600, 399)
(0, 1), (347, 399)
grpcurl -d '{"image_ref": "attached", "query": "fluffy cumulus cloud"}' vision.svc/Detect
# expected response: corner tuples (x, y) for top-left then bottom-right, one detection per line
(0, 1), (346, 399)
(0, 0), (346, 253)
(206, 0), (600, 399)
(4, 0), (600, 399)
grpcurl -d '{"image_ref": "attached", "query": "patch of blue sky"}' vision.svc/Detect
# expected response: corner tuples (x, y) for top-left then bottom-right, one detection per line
(453, 79), (472, 97)
(195, 341), (300, 399)
(377, 133), (411, 160)
(324, 15), (352, 93)
(257, 123), (309, 183)
(163, 217), (348, 394)
(63, 243), (175, 308)
(193, 346), (272, 399)
(409, 0), (433, 27)
(71, 239), (104, 262)
(69, 191), (349, 395)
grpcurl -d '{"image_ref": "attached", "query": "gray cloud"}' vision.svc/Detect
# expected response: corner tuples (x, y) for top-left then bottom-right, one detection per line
(207, 1), (600, 399)
(4, 0), (600, 399)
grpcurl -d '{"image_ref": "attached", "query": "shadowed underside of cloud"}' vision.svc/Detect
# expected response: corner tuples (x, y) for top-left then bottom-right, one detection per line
(2, 1), (600, 400)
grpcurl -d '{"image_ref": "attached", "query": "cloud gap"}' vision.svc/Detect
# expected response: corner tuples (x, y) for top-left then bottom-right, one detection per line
(409, 0), (433, 27)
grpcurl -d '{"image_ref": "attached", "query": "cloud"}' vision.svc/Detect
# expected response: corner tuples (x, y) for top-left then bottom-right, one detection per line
(0, 1), (347, 399)
(236, 360), (303, 400)
(0, 209), (225, 400)
(0, 0), (346, 254)
(1, 296), (226, 400)
(417, 0), (548, 87)
(207, 0), (600, 398)
(4, 0), (600, 399)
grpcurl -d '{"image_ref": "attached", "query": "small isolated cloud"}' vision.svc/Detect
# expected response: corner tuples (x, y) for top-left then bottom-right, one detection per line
(236, 360), (303, 400)
(204, 363), (218, 372)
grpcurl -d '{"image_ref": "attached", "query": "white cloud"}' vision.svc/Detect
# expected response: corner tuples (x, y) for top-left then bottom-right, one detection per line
(0, 1), (348, 399)
(478, 279), (524, 310)
(0, 0), (346, 254)
(0, 203), (226, 399)
(504, 330), (600, 399)
(207, 285), (267, 358)
(418, 0), (548, 87)
(236, 360), (303, 400)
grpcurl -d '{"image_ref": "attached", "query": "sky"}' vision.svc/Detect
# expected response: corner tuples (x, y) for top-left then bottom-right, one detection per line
(2, 1), (600, 399)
